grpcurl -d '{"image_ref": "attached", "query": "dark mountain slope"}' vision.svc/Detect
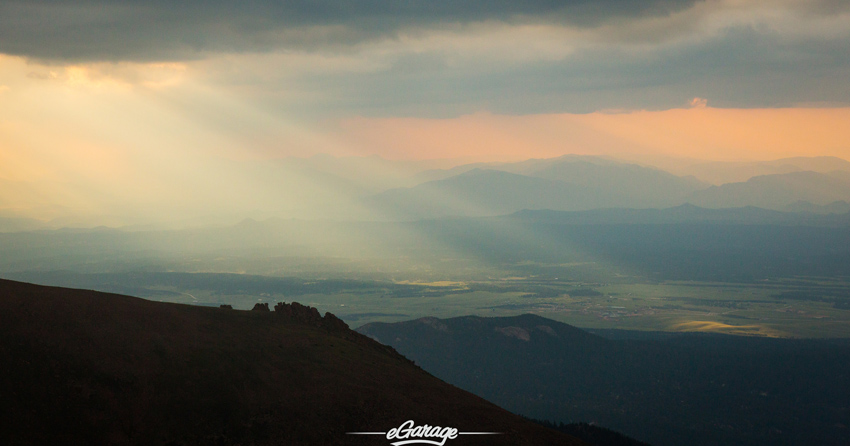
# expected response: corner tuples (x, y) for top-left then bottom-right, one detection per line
(0, 279), (583, 446)
(358, 314), (850, 446)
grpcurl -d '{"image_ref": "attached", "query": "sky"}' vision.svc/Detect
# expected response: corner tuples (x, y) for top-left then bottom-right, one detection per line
(1, 0), (850, 225)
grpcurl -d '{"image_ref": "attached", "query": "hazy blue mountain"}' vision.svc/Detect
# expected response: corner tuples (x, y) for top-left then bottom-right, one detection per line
(365, 168), (624, 219)
(410, 156), (707, 209)
(783, 200), (850, 214)
(687, 171), (850, 210)
(7, 154), (850, 227)
(412, 155), (637, 183)
(679, 156), (850, 184)
(523, 160), (706, 207)
(509, 204), (850, 226)
(358, 314), (850, 446)
(401, 157), (850, 217)
(380, 157), (850, 218)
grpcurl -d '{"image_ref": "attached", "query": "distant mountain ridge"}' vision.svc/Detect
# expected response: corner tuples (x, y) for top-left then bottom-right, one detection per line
(507, 204), (850, 226)
(5, 154), (850, 227)
(676, 156), (850, 184)
(687, 170), (850, 210)
(784, 200), (850, 214)
(365, 168), (623, 219)
(368, 164), (850, 219)
(366, 155), (709, 219)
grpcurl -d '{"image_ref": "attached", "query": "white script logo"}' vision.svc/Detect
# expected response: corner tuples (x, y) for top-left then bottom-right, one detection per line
(347, 419), (501, 445)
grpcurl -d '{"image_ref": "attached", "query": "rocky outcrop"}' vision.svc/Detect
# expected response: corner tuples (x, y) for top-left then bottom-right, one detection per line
(273, 301), (349, 332)
(321, 311), (349, 331)
(273, 301), (319, 321)
(252, 303), (270, 311)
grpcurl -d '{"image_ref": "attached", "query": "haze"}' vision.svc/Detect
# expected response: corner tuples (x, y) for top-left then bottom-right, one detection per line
(2, 0), (850, 227)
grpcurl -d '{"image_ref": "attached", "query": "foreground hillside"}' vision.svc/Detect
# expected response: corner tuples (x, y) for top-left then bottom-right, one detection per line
(358, 314), (850, 446)
(0, 279), (583, 446)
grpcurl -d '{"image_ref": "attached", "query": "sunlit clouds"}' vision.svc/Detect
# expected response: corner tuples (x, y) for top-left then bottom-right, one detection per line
(0, 56), (354, 224)
(689, 98), (708, 108)
(1, 1), (849, 226)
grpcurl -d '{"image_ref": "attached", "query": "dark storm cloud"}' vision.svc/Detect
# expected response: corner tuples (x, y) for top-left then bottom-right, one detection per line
(0, 0), (701, 61)
(266, 25), (850, 117)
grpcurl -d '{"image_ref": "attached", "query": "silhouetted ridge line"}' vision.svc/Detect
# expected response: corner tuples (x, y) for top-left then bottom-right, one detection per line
(0, 279), (584, 445)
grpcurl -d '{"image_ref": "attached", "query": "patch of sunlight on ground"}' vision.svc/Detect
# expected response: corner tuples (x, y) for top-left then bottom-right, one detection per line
(671, 320), (786, 337)
(394, 280), (467, 287)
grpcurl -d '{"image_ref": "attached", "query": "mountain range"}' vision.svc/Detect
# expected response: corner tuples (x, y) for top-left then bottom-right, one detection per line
(688, 170), (850, 210)
(673, 156), (850, 184)
(3, 154), (850, 228)
(358, 314), (850, 446)
(366, 156), (850, 219)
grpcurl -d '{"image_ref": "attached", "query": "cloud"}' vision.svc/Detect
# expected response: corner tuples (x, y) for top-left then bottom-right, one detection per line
(249, 20), (850, 116)
(0, 0), (701, 62)
(689, 97), (708, 108)
(2, 1), (850, 115)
